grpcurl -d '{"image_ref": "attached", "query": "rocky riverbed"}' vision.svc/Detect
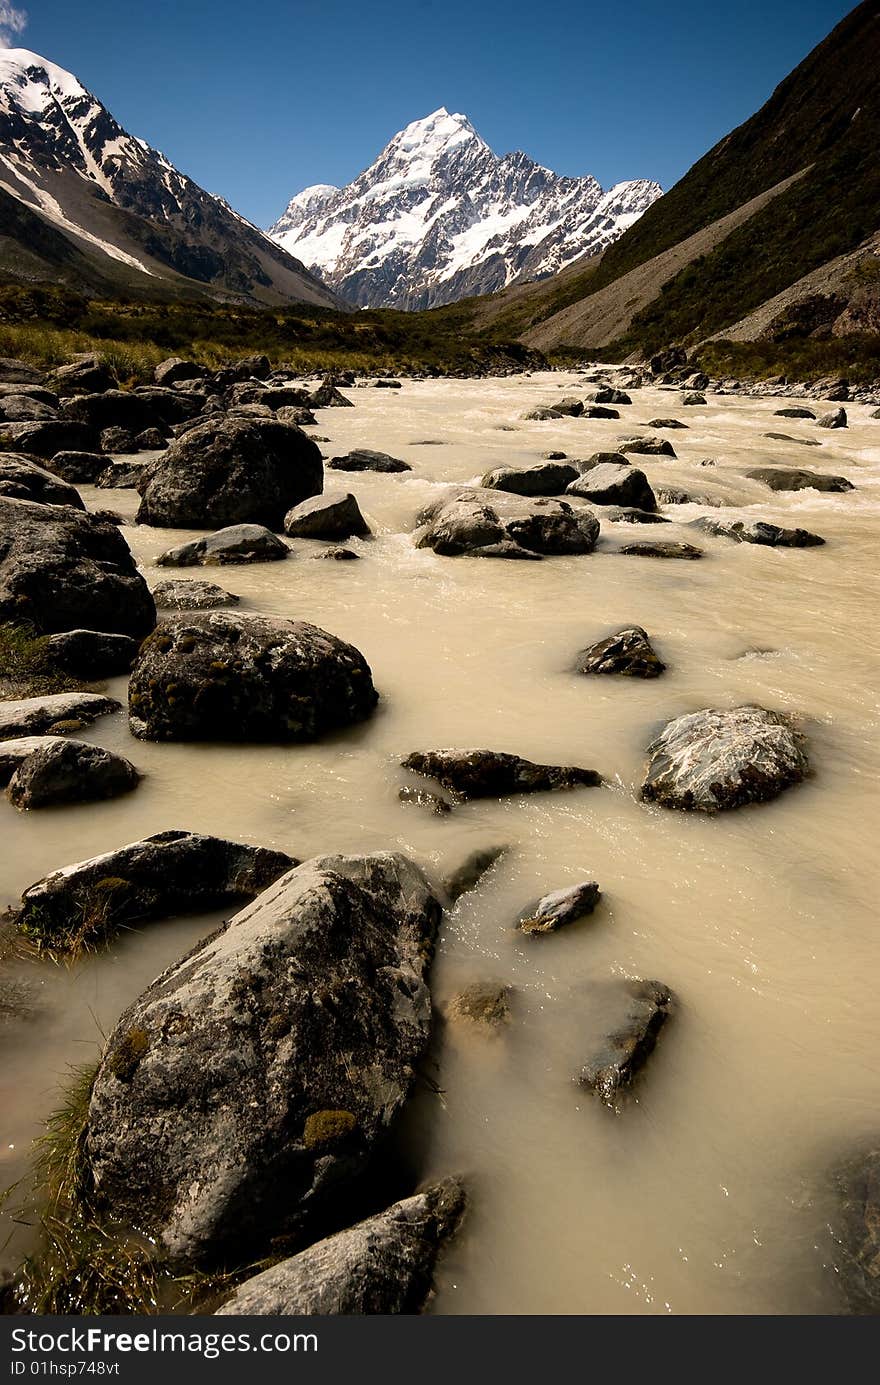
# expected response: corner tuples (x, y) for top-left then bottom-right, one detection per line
(1, 363), (879, 1314)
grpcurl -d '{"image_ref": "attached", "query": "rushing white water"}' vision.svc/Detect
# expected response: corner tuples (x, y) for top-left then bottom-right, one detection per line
(2, 372), (879, 1314)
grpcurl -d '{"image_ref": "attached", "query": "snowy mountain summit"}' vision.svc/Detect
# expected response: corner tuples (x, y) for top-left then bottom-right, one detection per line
(269, 108), (662, 309)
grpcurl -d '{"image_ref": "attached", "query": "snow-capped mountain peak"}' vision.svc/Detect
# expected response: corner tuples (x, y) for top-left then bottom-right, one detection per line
(269, 110), (662, 309)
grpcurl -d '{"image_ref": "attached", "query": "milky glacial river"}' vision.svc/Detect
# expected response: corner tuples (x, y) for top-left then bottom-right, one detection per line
(2, 372), (879, 1313)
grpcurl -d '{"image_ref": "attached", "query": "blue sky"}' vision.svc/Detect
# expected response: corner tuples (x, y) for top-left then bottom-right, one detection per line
(16, 0), (853, 228)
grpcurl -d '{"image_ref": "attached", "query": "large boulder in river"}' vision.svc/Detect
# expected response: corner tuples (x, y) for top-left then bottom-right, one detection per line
(0, 497), (155, 637)
(151, 579), (240, 610)
(0, 454), (84, 508)
(818, 407), (847, 429)
(416, 489), (599, 557)
(14, 830), (295, 953)
(62, 390), (164, 436)
(136, 417), (323, 529)
(566, 462), (656, 511)
(402, 749), (601, 800)
(45, 451), (106, 484)
(747, 467), (853, 493)
(641, 706), (808, 812)
(84, 852), (442, 1265)
(517, 881), (601, 936)
(617, 434), (676, 458)
(216, 1180), (464, 1315)
(575, 625), (665, 678)
(691, 517), (825, 548)
(128, 612), (378, 742)
(0, 736), (140, 811)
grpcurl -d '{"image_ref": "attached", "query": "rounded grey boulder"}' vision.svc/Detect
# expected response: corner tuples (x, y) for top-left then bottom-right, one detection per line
(84, 852), (442, 1264)
(128, 612), (378, 742)
(641, 705), (808, 812)
(136, 416), (323, 529)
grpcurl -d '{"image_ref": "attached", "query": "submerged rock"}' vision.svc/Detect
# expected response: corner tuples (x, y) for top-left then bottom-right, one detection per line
(0, 692), (120, 739)
(578, 978), (676, 1107)
(0, 737), (139, 810)
(403, 749), (601, 801)
(398, 785), (453, 815)
(517, 881), (601, 936)
(575, 625), (665, 678)
(328, 449), (410, 472)
(0, 497), (155, 637)
(774, 407), (816, 419)
(416, 489), (599, 557)
(442, 845), (507, 901)
(151, 580), (240, 610)
(747, 467), (853, 493)
(85, 852), (442, 1264)
(128, 612), (378, 742)
(641, 705), (808, 812)
(216, 1179), (464, 1315)
(155, 525), (290, 567)
(445, 984), (511, 1032)
(283, 492), (371, 540)
(136, 417), (323, 529)
(14, 830), (295, 953)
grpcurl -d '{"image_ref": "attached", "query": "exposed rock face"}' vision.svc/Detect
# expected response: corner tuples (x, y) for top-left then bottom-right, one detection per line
(641, 705), (808, 812)
(565, 462), (656, 511)
(0, 736), (139, 810)
(151, 580), (240, 610)
(0, 691), (119, 739)
(691, 517), (825, 547)
(575, 625), (665, 678)
(136, 417), (323, 529)
(155, 525), (290, 568)
(283, 492), (371, 540)
(0, 496), (155, 637)
(481, 462), (579, 496)
(403, 749), (601, 800)
(84, 852), (442, 1265)
(43, 629), (139, 677)
(328, 449), (410, 473)
(128, 613), (378, 742)
(15, 830), (295, 953)
(215, 1179), (465, 1315)
(0, 453), (84, 507)
(517, 881), (601, 935)
(830, 1149), (880, 1314)
(416, 489), (599, 557)
(747, 467), (853, 493)
(620, 541), (703, 559)
(578, 979), (676, 1107)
